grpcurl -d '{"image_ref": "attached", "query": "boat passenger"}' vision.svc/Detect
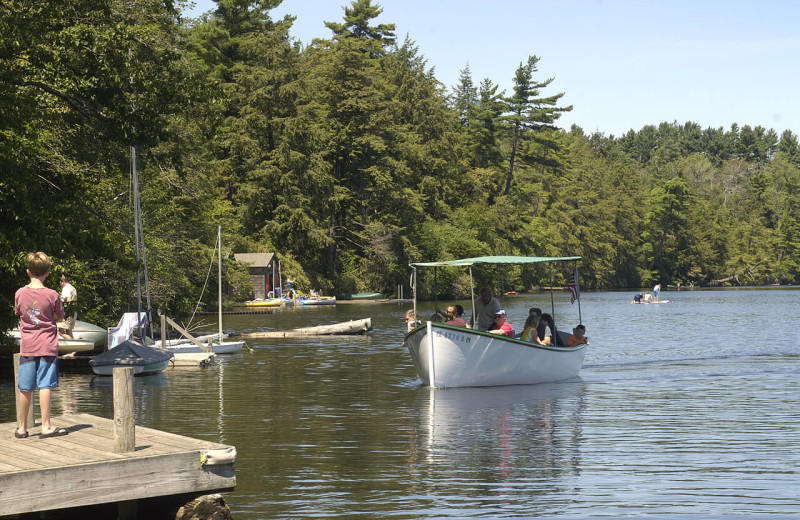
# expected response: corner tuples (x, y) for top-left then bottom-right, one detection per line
(474, 287), (501, 331)
(537, 313), (556, 345)
(632, 292), (643, 304)
(565, 324), (590, 347)
(454, 305), (471, 329)
(521, 308), (545, 344)
(444, 305), (468, 328)
(404, 309), (421, 332)
(488, 309), (515, 337)
(643, 292), (653, 303)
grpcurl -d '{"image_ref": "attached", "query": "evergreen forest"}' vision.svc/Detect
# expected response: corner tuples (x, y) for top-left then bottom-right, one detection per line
(2, 0), (799, 334)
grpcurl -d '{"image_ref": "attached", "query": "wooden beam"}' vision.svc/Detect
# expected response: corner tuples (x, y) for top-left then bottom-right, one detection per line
(164, 316), (211, 352)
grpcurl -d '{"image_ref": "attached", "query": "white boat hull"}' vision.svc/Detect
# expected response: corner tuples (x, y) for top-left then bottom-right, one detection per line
(91, 359), (171, 376)
(300, 297), (336, 305)
(405, 322), (587, 388)
(72, 320), (107, 347)
(10, 334), (95, 355)
(166, 340), (245, 355)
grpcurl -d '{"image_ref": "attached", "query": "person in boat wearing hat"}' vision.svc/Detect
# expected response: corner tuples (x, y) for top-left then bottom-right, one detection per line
(488, 309), (515, 337)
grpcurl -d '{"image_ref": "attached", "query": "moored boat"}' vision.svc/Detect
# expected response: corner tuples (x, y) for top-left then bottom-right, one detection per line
(72, 319), (107, 347)
(165, 338), (246, 355)
(334, 291), (382, 300)
(233, 298), (282, 308)
(89, 339), (173, 376)
(406, 255), (587, 388)
(300, 296), (336, 306)
(9, 330), (95, 355)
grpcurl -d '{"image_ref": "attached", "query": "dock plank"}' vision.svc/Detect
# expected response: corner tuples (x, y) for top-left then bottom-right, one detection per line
(0, 413), (236, 516)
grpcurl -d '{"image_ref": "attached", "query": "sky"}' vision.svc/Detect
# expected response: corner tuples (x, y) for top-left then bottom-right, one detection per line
(182, 0), (800, 137)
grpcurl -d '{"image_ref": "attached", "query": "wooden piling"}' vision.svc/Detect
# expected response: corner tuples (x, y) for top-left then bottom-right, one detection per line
(113, 366), (135, 453)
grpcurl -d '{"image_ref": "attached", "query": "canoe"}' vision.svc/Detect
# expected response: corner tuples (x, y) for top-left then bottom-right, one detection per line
(334, 292), (382, 300)
(89, 339), (173, 376)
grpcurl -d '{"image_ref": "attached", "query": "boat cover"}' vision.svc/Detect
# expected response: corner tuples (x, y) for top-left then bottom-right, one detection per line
(89, 339), (173, 368)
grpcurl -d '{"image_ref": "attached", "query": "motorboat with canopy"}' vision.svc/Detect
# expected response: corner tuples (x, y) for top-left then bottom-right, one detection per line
(405, 255), (587, 388)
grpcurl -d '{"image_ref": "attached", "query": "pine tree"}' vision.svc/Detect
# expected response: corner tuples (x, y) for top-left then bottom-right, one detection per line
(502, 55), (572, 195)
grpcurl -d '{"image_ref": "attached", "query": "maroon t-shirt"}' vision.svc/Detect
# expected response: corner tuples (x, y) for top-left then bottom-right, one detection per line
(15, 285), (64, 356)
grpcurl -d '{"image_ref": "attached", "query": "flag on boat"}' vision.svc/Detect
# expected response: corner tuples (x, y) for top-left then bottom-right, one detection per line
(569, 267), (580, 304)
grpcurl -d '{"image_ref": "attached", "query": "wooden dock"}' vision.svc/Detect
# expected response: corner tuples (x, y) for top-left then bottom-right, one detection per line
(0, 413), (236, 517)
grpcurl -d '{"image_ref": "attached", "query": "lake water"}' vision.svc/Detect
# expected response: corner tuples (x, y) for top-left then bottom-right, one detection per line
(2, 288), (799, 518)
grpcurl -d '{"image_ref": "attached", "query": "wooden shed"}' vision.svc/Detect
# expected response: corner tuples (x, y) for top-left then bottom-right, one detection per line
(234, 253), (279, 300)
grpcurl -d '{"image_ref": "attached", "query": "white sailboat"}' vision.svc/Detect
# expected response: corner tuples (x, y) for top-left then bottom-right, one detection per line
(166, 227), (246, 355)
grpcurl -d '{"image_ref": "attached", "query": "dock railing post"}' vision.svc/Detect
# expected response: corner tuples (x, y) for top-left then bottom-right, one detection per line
(13, 353), (35, 429)
(113, 367), (135, 453)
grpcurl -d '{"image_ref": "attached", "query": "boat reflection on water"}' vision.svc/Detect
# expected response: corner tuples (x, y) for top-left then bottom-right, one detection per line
(409, 380), (587, 494)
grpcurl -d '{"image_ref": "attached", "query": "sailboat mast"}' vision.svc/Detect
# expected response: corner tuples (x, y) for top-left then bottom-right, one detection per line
(132, 145), (141, 321)
(218, 226), (223, 340)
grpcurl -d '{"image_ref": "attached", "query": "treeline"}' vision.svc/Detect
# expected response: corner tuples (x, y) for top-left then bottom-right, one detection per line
(1, 0), (798, 334)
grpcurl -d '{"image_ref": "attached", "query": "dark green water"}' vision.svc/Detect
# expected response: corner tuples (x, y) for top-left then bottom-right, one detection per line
(2, 289), (799, 518)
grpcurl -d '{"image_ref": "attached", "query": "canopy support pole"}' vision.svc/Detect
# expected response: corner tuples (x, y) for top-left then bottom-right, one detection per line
(434, 268), (438, 312)
(576, 262), (582, 325)
(469, 267), (476, 328)
(549, 262), (556, 326)
(412, 269), (418, 322)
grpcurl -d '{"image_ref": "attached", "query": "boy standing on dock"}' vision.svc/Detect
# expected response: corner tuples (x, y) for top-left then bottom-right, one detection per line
(13, 252), (68, 439)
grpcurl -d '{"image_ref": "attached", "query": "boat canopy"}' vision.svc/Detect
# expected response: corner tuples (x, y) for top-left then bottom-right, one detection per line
(410, 255), (581, 268)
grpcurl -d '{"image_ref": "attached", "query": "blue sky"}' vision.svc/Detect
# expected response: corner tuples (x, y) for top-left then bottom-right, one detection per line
(183, 0), (800, 137)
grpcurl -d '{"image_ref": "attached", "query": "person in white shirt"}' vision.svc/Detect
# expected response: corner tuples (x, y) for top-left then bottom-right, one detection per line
(58, 274), (77, 339)
(473, 287), (501, 331)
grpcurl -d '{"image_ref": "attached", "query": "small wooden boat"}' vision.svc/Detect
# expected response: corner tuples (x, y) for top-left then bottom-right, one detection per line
(89, 339), (173, 376)
(406, 255), (587, 388)
(334, 291), (382, 300)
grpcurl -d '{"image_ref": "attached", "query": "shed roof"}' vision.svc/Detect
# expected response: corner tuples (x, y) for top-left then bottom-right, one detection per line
(234, 253), (275, 268)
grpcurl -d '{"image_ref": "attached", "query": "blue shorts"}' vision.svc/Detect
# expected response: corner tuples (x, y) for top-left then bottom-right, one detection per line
(18, 356), (59, 392)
